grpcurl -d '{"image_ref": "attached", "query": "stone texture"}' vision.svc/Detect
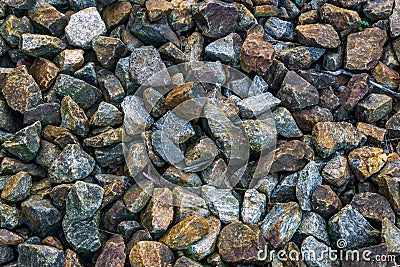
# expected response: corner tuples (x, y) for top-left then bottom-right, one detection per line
(355, 93), (392, 123)
(271, 140), (314, 173)
(95, 235), (125, 267)
(296, 161), (323, 211)
(92, 36), (127, 69)
(29, 57), (59, 91)
(345, 27), (387, 70)
(348, 146), (387, 182)
(129, 241), (174, 267)
(351, 193), (395, 226)
(27, 2), (66, 36)
(54, 49), (84, 74)
(296, 24), (340, 48)
(1, 172), (31, 203)
(372, 62), (400, 89)
(65, 7), (107, 48)
(20, 33), (65, 58)
(272, 107), (303, 138)
(60, 96), (89, 138)
(320, 3), (361, 31)
(18, 244), (65, 267)
(322, 155), (352, 187)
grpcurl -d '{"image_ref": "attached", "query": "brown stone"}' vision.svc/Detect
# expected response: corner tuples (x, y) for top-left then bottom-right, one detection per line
(29, 57), (59, 91)
(218, 221), (267, 264)
(240, 29), (275, 76)
(0, 229), (24, 245)
(298, 10), (319, 25)
(164, 82), (204, 110)
(335, 73), (369, 120)
(382, 217), (400, 254)
(129, 241), (174, 267)
(102, 1), (132, 28)
(27, 2), (67, 36)
(345, 27), (387, 70)
(140, 188), (173, 238)
(296, 24), (340, 48)
(2, 66), (42, 113)
(292, 106), (333, 132)
(311, 185), (342, 219)
(320, 3), (361, 31)
(322, 155), (352, 187)
(351, 192), (395, 226)
(92, 36), (127, 69)
(1, 172), (32, 203)
(65, 249), (84, 267)
(41, 236), (63, 250)
(42, 125), (79, 149)
(253, 5), (279, 17)
(270, 140), (314, 173)
(372, 62), (400, 89)
(348, 146), (387, 182)
(356, 122), (387, 145)
(95, 235), (125, 267)
(54, 49), (84, 74)
(355, 93), (392, 123)
(160, 215), (209, 250)
(146, 0), (173, 22)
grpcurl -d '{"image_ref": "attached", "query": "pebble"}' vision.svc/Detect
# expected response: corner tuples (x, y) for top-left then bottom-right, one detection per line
(65, 7), (107, 48)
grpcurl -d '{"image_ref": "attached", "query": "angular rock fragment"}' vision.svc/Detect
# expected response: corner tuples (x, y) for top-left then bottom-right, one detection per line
(93, 36), (127, 69)
(372, 62), (400, 89)
(1, 172), (32, 203)
(23, 103), (61, 126)
(264, 17), (294, 40)
(20, 33), (65, 58)
(97, 69), (125, 103)
(273, 107), (303, 138)
(355, 93), (392, 123)
(123, 180), (153, 213)
(65, 7), (107, 48)
(60, 96), (89, 137)
(103, 2), (132, 28)
(2, 121), (41, 162)
(294, 212), (330, 245)
(27, 2), (66, 36)
(351, 193), (395, 226)
(320, 3), (361, 31)
(29, 57), (59, 91)
(382, 217), (400, 254)
(296, 24), (340, 48)
(0, 15), (33, 47)
(241, 189), (266, 224)
(271, 140), (314, 173)
(48, 144), (95, 183)
(0, 203), (22, 229)
(54, 49), (84, 74)
(322, 155), (352, 187)
(348, 146), (387, 182)
(301, 236), (340, 267)
(18, 244), (65, 267)
(296, 161), (323, 211)
(95, 235), (125, 267)
(129, 241), (174, 267)
(90, 102), (123, 127)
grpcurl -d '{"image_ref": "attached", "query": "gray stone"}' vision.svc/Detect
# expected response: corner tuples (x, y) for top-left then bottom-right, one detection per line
(236, 92), (280, 119)
(60, 96), (89, 138)
(205, 33), (241, 64)
(0, 203), (22, 229)
(321, 155), (352, 187)
(294, 212), (330, 245)
(1, 172), (32, 203)
(296, 161), (323, 211)
(2, 121), (41, 162)
(0, 245), (14, 264)
(273, 107), (303, 138)
(201, 185), (239, 224)
(65, 7), (106, 48)
(48, 144), (95, 183)
(23, 103), (61, 126)
(123, 180), (154, 213)
(382, 217), (400, 254)
(264, 17), (294, 40)
(18, 244), (65, 267)
(301, 236), (340, 267)
(53, 74), (102, 110)
(328, 205), (380, 249)
(20, 34), (65, 58)
(173, 187), (210, 222)
(241, 189), (266, 224)
(260, 202), (302, 249)
(89, 102), (123, 127)
(21, 199), (62, 237)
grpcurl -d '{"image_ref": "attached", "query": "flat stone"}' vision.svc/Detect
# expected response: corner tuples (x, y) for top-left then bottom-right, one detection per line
(322, 155), (352, 187)
(348, 146), (387, 182)
(277, 71), (319, 111)
(355, 93), (392, 123)
(23, 102), (61, 126)
(271, 140), (314, 173)
(18, 244), (65, 267)
(273, 107), (303, 138)
(29, 57), (59, 91)
(320, 3), (361, 30)
(129, 241), (174, 267)
(95, 235), (125, 267)
(53, 74), (102, 110)
(193, 0), (238, 39)
(65, 7), (106, 48)
(21, 199), (62, 236)
(2, 121), (41, 162)
(60, 96), (89, 138)
(312, 122), (366, 158)
(160, 215), (209, 250)
(296, 24), (340, 48)
(140, 188), (173, 238)
(218, 221), (267, 264)
(345, 27), (387, 70)
(2, 66), (42, 113)
(201, 185), (239, 224)
(185, 216), (220, 260)
(328, 205), (380, 249)
(48, 144), (95, 183)
(241, 189), (266, 224)
(351, 192), (395, 226)
(27, 2), (66, 36)
(240, 30), (275, 75)
(261, 202), (302, 249)
(20, 33), (65, 58)
(92, 36), (127, 69)
(54, 49), (84, 74)
(296, 161), (323, 211)
(1, 172), (31, 203)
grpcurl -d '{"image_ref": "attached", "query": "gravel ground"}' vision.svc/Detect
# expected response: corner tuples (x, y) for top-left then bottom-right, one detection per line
(0, 0), (400, 266)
